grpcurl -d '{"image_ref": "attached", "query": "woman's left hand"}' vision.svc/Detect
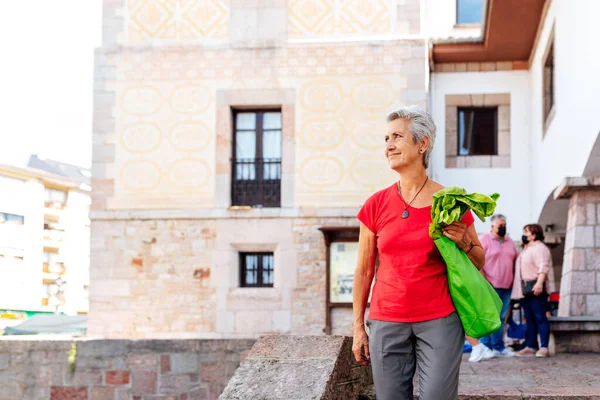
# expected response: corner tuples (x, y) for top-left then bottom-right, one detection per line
(442, 222), (469, 251)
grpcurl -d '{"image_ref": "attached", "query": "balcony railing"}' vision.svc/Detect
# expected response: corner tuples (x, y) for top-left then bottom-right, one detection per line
(232, 158), (281, 207)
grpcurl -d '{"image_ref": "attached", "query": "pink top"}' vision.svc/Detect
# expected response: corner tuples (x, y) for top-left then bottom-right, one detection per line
(511, 240), (554, 299)
(479, 232), (518, 289)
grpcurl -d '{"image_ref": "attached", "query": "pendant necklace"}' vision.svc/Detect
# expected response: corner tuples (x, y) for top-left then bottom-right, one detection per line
(398, 176), (429, 219)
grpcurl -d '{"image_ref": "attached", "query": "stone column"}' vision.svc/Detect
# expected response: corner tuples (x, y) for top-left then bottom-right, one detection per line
(555, 176), (600, 317)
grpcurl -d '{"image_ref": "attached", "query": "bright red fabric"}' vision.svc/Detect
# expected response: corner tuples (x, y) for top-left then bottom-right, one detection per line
(358, 183), (475, 323)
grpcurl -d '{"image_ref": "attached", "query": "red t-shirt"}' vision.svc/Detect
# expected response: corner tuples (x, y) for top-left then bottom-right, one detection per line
(357, 183), (475, 323)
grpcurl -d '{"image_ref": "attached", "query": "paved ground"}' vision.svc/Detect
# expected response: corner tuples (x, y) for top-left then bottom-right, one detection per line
(360, 353), (600, 399)
(458, 353), (600, 399)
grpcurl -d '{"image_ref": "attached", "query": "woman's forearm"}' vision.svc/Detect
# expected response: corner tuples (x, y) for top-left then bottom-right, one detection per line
(536, 272), (547, 286)
(465, 244), (485, 269)
(353, 270), (374, 331)
(353, 224), (377, 332)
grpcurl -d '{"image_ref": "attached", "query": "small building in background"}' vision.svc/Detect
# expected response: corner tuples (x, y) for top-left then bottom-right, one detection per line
(0, 157), (90, 331)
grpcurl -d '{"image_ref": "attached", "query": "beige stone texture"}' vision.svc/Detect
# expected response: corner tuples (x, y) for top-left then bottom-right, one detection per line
(229, 2), (288, 47)
(446, 106), (457, 132)
(481, 62), (496, 72)
(126, 0), (230, 42)
(467, 63), (480, 72)
(88, 216), (359, 338)
(445, 133), (457, 156)
(559, 186), (600, 317)
(491, 155), (511, 168)
(465, 156), (492, 168)
(433, 62), (521, 73)
(99, 41), (425, 211)
(445, 156), (457, 168)
(470, 94), (485, 107)
(496, 61), (513, 70)
(92, 1), (428, 338)
(484, 93), (510, 106)
(286, 0), (419, 39)
(498, 105), (511, 131)
(498, 130), (511, 156)
(445, 94), (472, 107)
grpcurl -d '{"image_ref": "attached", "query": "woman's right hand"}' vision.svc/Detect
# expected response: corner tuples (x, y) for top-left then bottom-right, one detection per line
(352, 327), (370, 366)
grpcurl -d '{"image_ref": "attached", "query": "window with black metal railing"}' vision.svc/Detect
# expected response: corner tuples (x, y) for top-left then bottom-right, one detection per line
(232, 110), (282, 207)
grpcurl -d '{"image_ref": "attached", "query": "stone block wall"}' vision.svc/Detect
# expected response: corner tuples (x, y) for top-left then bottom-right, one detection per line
(0, 339), (254, 400)
(92, 0), (429, 339)
(559, 185), (600, 317)
(89, 214), (359, 338)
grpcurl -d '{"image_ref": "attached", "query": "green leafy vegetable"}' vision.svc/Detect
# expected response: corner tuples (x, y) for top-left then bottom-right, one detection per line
(429, 186), (500, 239)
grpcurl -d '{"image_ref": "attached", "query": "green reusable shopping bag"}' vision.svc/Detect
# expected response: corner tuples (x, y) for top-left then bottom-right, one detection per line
(429, 187), (503, 338)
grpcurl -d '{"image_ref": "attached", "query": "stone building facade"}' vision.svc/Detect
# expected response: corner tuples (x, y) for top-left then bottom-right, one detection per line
(90, 0), (425, 338)
(91, 0), (600, 344)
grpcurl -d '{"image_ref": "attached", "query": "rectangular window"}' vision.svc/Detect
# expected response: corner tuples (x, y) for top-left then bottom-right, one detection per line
(543, 39), (555, 127)
(0, 213), (24, 224)
(457, 0), (484, 24)
(240, 252), (274, 288)
(457, 107), (497, 156)
(232, 110), (282, 207)
(44, 188), (67, 205)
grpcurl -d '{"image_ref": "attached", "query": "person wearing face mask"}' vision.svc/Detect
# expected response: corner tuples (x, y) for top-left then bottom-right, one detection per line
(475, 214), (518, 359)
(511, 224), (554, 358)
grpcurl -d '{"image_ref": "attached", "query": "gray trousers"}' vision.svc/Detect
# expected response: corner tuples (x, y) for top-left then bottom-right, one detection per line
(367, 312), (464, 400)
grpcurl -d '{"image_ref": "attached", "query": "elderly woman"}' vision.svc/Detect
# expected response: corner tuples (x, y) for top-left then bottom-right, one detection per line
(512, 224), (554, 358)
(352, 106), (485, 400)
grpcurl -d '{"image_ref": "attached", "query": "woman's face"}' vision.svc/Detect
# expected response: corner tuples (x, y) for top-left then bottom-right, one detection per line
(385, 118), (422, 171)
(523, 227), (536, 242)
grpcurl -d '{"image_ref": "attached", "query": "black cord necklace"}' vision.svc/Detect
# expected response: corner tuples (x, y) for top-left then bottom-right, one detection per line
(398, 176), (429, 219)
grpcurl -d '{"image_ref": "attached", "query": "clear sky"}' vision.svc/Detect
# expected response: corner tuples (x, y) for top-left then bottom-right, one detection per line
(0, 1), (102, 169)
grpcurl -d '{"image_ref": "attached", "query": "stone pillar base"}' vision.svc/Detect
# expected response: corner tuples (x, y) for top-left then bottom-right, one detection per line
(550, 317), (600, 353)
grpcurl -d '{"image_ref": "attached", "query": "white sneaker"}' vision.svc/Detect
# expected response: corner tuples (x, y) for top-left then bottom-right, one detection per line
(492, 348), (515, 358)
(469, 344), (494, 362)
(483, 346), (495, 359)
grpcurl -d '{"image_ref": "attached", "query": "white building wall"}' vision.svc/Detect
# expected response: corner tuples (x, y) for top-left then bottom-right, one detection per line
(529, 0), (600, 218)
(429, 71), (532, 238)
(22, 180), (45, 311)
(0, 177), (44, 311)
(62, 189), (91, 314)
(0, 173), (90, 315)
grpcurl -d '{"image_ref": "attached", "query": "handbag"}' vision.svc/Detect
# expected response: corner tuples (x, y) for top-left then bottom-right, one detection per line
(521, 280), (537, 296)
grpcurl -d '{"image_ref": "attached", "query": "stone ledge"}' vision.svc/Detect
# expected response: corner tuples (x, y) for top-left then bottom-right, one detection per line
(550, 317), (600, 353)
(219, 335), (372, 400)
(554, 176), (600, 199)
(549, 316), (600, 331)
(90, 207), (361, 221)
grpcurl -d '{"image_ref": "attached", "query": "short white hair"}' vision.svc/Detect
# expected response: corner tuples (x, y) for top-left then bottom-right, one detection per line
(491, 214), (507, 223)
(386, 105), (436, 169)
